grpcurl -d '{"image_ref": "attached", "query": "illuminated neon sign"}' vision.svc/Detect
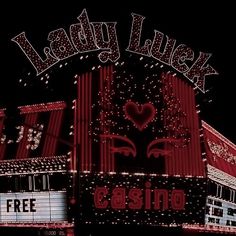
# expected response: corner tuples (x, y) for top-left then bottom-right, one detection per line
(78, 173), (207, 225)
(94, 182), (185, 210)
(11, 9), (218, 92)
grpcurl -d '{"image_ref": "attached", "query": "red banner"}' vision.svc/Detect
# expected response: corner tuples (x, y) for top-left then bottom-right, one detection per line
(203, 121), (236, 177)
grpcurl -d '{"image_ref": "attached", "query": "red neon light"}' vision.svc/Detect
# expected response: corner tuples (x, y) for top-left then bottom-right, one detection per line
(101, 135), (184, 159)
(124, 101), (156, 131)
(100, 67), (104, 172)
(77, 79), (81, 145)
(75, 66), (114, 172)
(110, 66), (115, 171)
(19, 101), (66, 114)
(85, 73), (88, 170)
(163, 73), (204, 176)
(146, 138), (180, 158)
(77, 72), (92, 171)
(72, 100), (77, 171)
(109, 66), (115, 171)
(100, 134), (137, 157)
(81, 73), (85, 170)
(88, 72), (92, 171)
(99, 66), (114, 172)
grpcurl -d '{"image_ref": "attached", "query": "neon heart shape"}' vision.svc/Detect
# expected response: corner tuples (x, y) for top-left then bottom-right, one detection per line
(124, 101), (156, 131)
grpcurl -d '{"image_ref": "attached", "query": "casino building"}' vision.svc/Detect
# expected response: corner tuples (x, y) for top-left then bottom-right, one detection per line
(0, 65), (236, 235)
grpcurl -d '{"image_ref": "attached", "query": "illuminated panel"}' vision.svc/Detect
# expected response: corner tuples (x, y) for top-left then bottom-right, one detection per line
(78, 172), (207, 226)
(163, 74), (204, 176)
(205, 196), (236, 228)
(0, 109), (6, 160)
(0, 191), (67, 223)
(202, 121), (236, 178)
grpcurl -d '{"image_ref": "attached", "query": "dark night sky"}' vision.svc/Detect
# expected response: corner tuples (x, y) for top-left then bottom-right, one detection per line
(1, 1), (236, 143)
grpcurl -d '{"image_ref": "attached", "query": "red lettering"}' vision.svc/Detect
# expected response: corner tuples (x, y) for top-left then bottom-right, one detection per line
(151, 31), (176, 65)
(93, 184), (186, 211)
(126, 14), (151, 56)
(128, 188), (142, 209)
(171, 44), (194, 73)
(70, 9), (98, 52)
(145, 182), (151, 209)
(154, 189), (168, 210)
(111, 188), (126, 209)
(94, 187), (108, 209)
(171, 190), (185, 210)
(48, 29), (77, 60)
(11, 32), (58, 75)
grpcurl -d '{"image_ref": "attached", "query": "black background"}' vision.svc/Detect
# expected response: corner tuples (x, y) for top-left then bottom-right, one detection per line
(1, 1), (235, 143)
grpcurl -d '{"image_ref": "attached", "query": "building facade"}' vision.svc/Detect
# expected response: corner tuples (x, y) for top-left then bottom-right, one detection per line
(0, 66), (235, 235)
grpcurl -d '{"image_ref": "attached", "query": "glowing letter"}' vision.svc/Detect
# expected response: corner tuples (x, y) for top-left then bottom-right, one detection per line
(12, 32), (58, 75)
(94, 187), (108, 209)
(128, 188), (143, 209)
(126, 13), (151, 56)
(111, 187), (126, 209)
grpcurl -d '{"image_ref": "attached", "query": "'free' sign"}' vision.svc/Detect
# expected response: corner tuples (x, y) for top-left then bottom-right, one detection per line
(7, 199), (36, 212)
